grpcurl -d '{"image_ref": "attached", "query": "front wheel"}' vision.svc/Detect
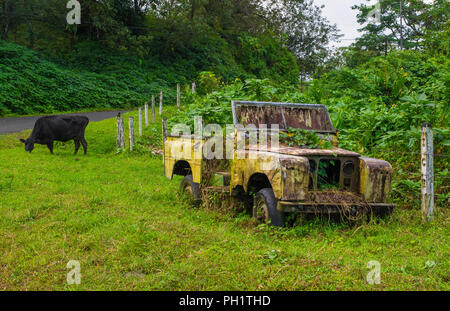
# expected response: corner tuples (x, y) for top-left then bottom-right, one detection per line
(253, 188), (284, 227)
(179, 175), (201, 206)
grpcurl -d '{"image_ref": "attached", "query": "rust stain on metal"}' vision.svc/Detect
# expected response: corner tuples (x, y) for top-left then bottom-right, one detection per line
(235, 103), (335, 131)
(280, 158), (309, 201)
(359, 157), (393, 202)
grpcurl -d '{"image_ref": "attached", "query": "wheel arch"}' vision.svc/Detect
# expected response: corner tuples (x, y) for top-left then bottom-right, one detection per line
(247, 173), (272, 195)
(173, 160), (192, 177)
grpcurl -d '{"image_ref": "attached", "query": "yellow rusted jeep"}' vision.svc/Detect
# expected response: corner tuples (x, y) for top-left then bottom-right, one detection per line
(163, 101), (394, 226)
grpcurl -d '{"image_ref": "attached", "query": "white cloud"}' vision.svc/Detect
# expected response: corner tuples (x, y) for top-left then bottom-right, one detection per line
(313, 0), (378, 47)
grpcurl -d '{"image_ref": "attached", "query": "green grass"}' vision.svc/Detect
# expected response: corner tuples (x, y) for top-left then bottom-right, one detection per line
(0, 107), (448, 290)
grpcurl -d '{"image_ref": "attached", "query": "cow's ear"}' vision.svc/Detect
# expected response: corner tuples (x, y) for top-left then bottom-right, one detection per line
(20, 139), (26, 143)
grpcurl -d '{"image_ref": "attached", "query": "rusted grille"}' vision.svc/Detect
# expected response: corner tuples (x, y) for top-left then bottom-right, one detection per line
(308, 157), (359, 192)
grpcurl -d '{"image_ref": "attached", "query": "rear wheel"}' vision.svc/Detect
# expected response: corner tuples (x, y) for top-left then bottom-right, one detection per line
(179, 175), (201, 206)
(253, 188), (284, 227)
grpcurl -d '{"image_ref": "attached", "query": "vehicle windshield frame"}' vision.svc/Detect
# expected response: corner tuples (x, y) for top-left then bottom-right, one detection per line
(231, 101), (337, 134)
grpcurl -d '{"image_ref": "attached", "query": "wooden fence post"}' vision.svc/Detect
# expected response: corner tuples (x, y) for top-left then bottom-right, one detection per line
(152, 95), (155, 122)
(192, 82), (196, 93)
(421, 122), (434, 221)
(138, 107), (142, 137)
(116, 113), (121, 149)
(159, 91), (163, 115)
(116, 113), (125, 150)
(144, 102), (148, 127)
(177, 83), (180, 108)
(162, 117), (168, 166)
(129, 116), (134, 151)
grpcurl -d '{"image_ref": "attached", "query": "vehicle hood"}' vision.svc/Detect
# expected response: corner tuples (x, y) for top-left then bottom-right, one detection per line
(248, 144), (361, 157)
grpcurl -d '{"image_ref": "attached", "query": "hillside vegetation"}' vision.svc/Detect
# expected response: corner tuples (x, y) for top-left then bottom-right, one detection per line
(0, 0), (342, 115)
(0, 31), (298, 116)
(0, 41), (175, 115)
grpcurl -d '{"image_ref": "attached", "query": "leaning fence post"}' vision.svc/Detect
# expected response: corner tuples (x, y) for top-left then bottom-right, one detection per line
(138, 107), (142, 137)
(421, 122), (434, 221)
(159, 91), (163, 115)
(177, 83), (181, 108)
(116, 113), (125, 150)
(144, 102), (148, 127)
(129, 117), (134, 151)
(192, 82), (196, 93)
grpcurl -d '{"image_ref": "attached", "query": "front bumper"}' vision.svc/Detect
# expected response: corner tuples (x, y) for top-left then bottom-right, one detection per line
(278, 201), (395, 215)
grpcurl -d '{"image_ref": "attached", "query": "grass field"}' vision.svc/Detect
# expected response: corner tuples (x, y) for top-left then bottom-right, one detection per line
(0, 107), (448, 290)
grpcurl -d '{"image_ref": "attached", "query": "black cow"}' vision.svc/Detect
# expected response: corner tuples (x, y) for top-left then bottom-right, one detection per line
(20, 116), (89, 154)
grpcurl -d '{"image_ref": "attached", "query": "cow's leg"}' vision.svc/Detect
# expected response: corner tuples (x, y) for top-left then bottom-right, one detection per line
(80, 137), (88, 155)
(74, 139), (80, 155)
(47, 141), (54, 154)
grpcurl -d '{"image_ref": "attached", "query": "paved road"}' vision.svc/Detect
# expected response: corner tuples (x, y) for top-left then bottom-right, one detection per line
(0, 110), (128, 135)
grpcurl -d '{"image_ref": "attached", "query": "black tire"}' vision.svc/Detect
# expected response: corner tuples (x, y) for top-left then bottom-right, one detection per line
(367, 205), (395, 220)
(253, 188), (284, 227)
(179, 175), (201, 206)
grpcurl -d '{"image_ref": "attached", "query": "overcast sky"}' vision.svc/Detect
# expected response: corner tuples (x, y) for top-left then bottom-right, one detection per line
(313, 0), (378, 48)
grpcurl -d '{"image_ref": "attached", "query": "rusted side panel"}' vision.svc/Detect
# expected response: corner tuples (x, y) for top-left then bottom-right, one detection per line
(230, 152), (310, 200)
(230, 151), (283, 198)
(359, 157), (393, 203)
(280, 157), (309, 201)
(164, 136), (203, 183)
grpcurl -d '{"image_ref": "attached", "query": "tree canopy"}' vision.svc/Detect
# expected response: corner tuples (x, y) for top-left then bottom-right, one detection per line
(352, 0), (449, 54)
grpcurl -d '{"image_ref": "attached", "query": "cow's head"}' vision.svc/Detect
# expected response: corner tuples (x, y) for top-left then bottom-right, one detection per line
(20, 138), (34, 152)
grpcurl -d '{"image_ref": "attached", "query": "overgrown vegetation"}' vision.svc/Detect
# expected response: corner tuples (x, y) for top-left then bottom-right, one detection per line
(280, 128), (333, 149)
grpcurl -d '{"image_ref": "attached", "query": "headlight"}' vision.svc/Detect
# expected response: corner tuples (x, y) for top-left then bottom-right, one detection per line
(343, 161), (355, 175)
